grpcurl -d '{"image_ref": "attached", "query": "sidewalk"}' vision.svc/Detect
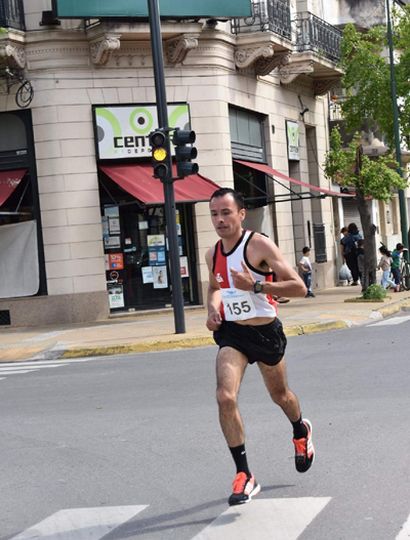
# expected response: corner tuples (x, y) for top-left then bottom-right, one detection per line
(1, 286), (410, 363)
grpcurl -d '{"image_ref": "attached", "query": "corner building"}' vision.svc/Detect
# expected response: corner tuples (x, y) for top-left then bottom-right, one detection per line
(0, 0), (346, 327)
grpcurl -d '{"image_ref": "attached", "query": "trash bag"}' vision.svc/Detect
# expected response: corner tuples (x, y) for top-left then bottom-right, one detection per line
(339, 263), (352, 282)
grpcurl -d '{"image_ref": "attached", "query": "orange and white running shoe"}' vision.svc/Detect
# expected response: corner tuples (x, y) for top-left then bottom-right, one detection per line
(228, 472), (261, 506)
(293, 418), (315, 473)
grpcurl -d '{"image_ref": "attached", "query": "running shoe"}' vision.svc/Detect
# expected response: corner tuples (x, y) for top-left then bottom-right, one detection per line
(228, 472), (260, 506)
(293, 418), (315, 473)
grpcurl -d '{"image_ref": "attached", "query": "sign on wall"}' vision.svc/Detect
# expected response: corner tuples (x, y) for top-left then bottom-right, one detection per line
(53, 0), (252, 18)
(93, 103), (190, 160)
(286, 120), (300, 161)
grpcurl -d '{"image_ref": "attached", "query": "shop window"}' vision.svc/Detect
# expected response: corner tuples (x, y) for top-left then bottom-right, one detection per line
(229, 106), (266, 163)
(98, 172), (198, 312)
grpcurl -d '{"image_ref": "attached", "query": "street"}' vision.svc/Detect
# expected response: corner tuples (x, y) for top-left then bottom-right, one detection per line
(1, 315), (410, 539)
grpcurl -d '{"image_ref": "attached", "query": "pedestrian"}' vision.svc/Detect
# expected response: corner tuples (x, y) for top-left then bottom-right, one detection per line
(298, 246), (315, 297)
(357, 239), (365, 290)
(377, 245), (396, 290)
(205, 187), (315, 507)
(340, 223), (362, 286)
(391, 242), (405, 292)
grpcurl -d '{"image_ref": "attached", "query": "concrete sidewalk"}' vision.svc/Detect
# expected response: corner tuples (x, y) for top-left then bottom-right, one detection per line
(1, 286), (410, 363)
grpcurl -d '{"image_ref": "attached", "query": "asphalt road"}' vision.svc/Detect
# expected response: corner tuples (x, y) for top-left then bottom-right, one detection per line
(1, 314), (410, 540)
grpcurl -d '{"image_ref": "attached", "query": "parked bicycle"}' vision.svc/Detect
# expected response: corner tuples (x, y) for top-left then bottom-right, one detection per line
(400, 256), (410, 291)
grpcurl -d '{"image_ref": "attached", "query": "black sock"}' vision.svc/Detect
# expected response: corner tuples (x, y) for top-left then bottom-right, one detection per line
(229, 444), (251, 475)
(292, 416), (308, 439)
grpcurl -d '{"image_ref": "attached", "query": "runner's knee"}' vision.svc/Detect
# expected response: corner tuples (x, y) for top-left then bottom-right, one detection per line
(216, 387), (238, 410)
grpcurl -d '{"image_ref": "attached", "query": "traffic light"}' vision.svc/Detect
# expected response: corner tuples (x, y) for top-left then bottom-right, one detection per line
(149, 129), (169, 179)
(172, 128), (199, 178)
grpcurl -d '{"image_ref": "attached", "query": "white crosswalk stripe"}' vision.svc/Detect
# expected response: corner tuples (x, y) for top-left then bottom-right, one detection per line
(192, 497), (331, 540)
(369, 314), (410, 326)
(0, 359), (93, 381)
(9, 506), (148, 540)
(396, 513), (410, 539)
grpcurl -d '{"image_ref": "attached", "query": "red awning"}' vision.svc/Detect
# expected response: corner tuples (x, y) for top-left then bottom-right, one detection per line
(100, 163), (220, 204)
(234, 160), (354, 198)
(0, 169), (27, 207)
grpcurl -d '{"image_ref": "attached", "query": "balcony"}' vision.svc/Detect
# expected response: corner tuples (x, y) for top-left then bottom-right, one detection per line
(231, 0), (292, 40)
(0, 0), (25, 31)
(294, 11), (341, 63)
(231, 0), (293, 76)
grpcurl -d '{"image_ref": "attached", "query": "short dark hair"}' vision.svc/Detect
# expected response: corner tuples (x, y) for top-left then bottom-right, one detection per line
(396, 243), (404, 250)
(302, 246), (310, 254)
(210, 188), (245, 210)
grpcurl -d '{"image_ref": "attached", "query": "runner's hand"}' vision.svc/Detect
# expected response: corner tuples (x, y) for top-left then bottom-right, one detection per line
(230, 262), (254, 291)
(206, 310), (222, 331)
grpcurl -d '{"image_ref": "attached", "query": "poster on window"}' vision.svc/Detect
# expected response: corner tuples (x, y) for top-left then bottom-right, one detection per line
(141, 266), (154, 284)
(148, 234), (166, 266)
(180, 256), (189, 278)
(107, 283), (125, 309)
(108, 253), (124, 270)
(286, 120), (300, 161)
(153, 266), (168, 289)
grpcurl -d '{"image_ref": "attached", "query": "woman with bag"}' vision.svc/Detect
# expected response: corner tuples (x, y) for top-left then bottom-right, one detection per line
(340, 223), (362, 286)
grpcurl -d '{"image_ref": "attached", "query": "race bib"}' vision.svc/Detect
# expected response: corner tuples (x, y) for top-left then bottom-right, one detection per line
(221, 288), (257, 321)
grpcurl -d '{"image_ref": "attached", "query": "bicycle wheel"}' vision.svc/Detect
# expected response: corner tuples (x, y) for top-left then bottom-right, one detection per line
(400, 262), (410, 291)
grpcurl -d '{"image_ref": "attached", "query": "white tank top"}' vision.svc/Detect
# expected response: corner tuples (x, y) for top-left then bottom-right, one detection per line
(212, 230), (277, 320)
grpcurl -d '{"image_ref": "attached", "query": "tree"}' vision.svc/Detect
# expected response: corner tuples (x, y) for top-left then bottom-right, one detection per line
(324, 128), (407, 289)
(324, 14), (410, 290)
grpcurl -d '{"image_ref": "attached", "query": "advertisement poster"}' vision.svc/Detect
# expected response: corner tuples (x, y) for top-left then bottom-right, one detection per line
(148, 234), (166, 266)
(108, 253), (124, 270)
(104, 236), (121, 249)
(180, 256), (189, 278)
(109, 217), (121, 234)
(141, 266), (154, 284)
(108, 283), (125, 309)
(153, 266), (168, 289)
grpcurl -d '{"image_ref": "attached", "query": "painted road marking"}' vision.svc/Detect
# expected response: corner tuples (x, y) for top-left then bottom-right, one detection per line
(0, 369), (36, 375)
(0, 359), (94, 368)
(192, 497), (331, 540)
(0, 364), (63, 371)
(10, 505), (148, 540)
(396, 513), (410, 539)
(370, 315), (410, 327)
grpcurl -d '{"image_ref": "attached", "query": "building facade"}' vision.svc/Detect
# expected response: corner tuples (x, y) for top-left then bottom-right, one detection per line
(0, 0), (347, 327)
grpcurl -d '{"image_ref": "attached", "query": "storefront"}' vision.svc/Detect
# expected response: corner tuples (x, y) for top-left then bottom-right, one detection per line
(93, 102), (219, 312)
(0, 110), (46, 324)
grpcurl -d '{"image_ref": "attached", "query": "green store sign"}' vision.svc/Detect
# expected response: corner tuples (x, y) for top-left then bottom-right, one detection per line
(54, 0), (252, 18)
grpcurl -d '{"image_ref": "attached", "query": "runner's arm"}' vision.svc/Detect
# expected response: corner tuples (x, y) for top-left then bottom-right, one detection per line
(205, 248), (223, 331)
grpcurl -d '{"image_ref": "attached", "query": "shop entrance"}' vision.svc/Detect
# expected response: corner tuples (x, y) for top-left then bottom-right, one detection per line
(101, 192), (198, 312)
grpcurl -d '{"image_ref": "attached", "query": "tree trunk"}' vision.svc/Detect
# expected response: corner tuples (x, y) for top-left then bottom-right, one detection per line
(357, 192), (377, 290)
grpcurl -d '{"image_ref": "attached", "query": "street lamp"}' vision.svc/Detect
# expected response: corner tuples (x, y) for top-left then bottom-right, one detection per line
(386, 0), (409, 251)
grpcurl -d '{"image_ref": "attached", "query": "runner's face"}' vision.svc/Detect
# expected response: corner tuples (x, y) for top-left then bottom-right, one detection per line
(209, 194), (245, 239)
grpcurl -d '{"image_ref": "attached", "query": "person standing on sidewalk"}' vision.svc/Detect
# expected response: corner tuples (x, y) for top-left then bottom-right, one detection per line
(391, 243), (405, 292)
(205, 187), (315, 507)
(378, 245), (396, 290)
(298, 246), (315, 297)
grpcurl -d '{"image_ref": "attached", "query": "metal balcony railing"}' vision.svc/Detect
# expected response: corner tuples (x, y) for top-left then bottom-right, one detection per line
(231, 0), (291, 41)
(0, 0), (25, 31)
(294, 11), (341, 63)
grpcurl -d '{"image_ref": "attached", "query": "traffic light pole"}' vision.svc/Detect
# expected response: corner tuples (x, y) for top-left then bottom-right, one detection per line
(147, 0), (186, 333)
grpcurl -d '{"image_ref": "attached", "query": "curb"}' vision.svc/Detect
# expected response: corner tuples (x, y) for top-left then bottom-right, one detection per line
(59, 320), (350, 359)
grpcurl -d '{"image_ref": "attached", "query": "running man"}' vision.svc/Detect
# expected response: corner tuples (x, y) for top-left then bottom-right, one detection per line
(205, 188), (315, 506)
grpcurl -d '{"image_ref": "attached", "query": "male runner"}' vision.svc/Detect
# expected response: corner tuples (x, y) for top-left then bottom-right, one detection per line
(205, 188), (315, 506)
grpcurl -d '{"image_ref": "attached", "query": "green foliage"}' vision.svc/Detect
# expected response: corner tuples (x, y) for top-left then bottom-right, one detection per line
(324, 127), (408, 202)
(340, 18), (410, 148)
(361, 284), (387, 300)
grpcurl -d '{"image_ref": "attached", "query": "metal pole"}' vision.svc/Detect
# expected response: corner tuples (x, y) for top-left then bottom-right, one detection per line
(386, 0), (409, 252)
(147, 0), (186, 333)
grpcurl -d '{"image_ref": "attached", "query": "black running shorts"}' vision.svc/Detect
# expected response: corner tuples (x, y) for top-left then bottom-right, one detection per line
(213, 318), (287, 366)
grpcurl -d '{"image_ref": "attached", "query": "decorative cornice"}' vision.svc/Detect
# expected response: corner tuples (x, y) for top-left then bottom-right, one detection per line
(255, 51), (291, 77)
(314, 78), (341, 96)
(165, 35), (199, 65)
(279, 59), (314, 85)
(89, 34), (121, 65)
(234, 44), (291, 76)
(0, 41), (26, 69)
